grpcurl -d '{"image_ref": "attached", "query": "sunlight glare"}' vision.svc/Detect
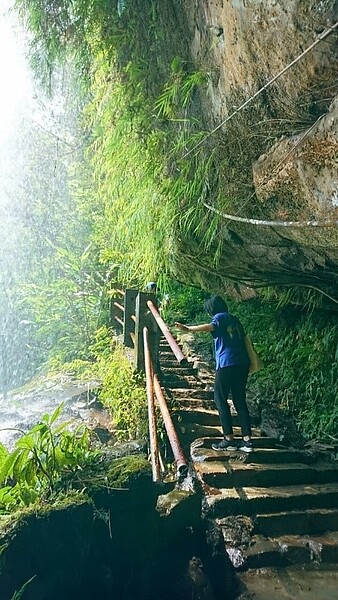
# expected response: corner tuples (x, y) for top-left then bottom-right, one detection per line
(0, 0), (33, 139)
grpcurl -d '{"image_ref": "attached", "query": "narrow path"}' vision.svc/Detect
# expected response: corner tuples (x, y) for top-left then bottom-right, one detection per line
(159, 339), (338, 597)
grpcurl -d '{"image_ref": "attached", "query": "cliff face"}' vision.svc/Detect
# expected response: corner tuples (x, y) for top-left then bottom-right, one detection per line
(177, 0), (338, 299)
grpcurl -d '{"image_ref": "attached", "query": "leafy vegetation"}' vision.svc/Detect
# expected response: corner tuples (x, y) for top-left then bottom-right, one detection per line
(3, 4), (337, 597)
(2, 0), (336, 450)
(3, 1), (214, 388)
(95, 344), (148, 441)
(11, 0), (234, 291)
(4, 1), (269, 380)
(0, 404), (99, 512)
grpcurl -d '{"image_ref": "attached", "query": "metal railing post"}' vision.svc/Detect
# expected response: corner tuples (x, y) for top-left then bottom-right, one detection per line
(134, 292), (148, 371)
(124, 289), (138, 348)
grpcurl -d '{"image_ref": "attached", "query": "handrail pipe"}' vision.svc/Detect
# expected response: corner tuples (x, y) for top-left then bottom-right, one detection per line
(147, 300), (187, 366)
(153, 373), (188, 477)
(143, 327), (161, 482)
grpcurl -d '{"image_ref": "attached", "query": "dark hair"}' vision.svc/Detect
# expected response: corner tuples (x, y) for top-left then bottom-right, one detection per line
(146, 282), (157, 292)
(204, 295), (228, 316)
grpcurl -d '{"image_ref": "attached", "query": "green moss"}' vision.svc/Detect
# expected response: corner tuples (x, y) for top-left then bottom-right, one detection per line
(106, 455), (151, 488)
(0, 490), (90, 532)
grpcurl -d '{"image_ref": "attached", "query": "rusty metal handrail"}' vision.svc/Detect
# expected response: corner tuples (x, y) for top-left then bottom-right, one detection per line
(143, 327), (161, 482)
(147, 300), (187, 366)
(153, 373), (188, 477)
(110, 286), (189, 478)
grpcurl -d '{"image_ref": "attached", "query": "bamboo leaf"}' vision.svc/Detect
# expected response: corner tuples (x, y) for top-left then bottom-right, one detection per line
(0, 449), (22, 483)
(50, 402), (65, 425)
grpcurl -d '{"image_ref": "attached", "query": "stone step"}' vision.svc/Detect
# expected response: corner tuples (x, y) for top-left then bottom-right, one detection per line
(159, 349), (186, 359)
(192, 436), (270, 450)
(159, 350), (185, 360)
(174, 407), (225, 426)
(175, 408), (260, 427)
(306, 531), (338, 563)
(255, 508), (338, 536)
(162, 373), (200, 384)
(274, 531), (338, 564)
(159, 348), (187, 357)
(194, 461), (338, 489)
(275, 534), (316, 565)
(164, 378), (205, 389)
(170, 388), (214, 400)
(229, 534), (286, 570)
(181, 423), (262, 447)
(190, 442), (315, 465)
(203, 483), (338, 519)
(162, 366), (198, 376)
(160, 358), (185, 367)
(231, 531), (338, 570)
(238, 564), (338, 600)
(175, 397), (215, 411)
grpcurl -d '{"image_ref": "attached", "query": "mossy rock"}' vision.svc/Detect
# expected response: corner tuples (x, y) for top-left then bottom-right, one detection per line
(86, 454), (155, 511)
(0, 494), (94, 600)
(106, 455), (151, 488)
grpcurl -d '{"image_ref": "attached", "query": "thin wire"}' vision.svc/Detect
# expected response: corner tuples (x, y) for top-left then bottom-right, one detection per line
(183, 21), (338, 158)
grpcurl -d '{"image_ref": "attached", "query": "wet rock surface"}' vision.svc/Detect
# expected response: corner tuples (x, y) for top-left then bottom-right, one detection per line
(0, 374), (109, 449)
(217, 516), (255, 548)
(238, 565), (338, 600)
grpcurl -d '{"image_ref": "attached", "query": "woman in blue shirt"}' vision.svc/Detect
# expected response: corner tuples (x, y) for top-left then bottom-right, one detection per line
(175, 295), (252, 452)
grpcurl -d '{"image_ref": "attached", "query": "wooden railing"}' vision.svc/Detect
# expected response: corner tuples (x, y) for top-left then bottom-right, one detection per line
(110, 286), (187, 371)
(110, 285), (188, 481)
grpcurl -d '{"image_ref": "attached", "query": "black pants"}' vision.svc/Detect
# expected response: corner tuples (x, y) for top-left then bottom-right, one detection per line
(213, 365), (251, 438)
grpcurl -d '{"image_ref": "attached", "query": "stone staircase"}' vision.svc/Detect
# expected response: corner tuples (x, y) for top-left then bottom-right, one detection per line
(159, 340), (338, 576)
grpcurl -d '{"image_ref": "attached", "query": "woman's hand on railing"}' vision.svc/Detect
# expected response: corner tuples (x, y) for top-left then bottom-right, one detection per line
(175, 322), (214, 333)
(174, 322), (190, 332)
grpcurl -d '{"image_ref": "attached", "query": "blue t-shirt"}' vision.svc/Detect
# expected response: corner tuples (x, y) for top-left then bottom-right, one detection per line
(211, 312), (250, 370)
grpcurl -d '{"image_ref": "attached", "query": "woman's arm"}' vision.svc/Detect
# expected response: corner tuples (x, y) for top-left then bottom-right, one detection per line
(175, 322), (214, 333)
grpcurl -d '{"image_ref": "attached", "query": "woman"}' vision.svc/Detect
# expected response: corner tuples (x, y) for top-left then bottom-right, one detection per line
(175, 295), (253, 452)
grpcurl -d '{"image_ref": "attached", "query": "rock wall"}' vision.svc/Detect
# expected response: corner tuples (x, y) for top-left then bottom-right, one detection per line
(177, 0), (338, 298)
(187, 0), (338, 124)
(253, 95), (338, 219)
